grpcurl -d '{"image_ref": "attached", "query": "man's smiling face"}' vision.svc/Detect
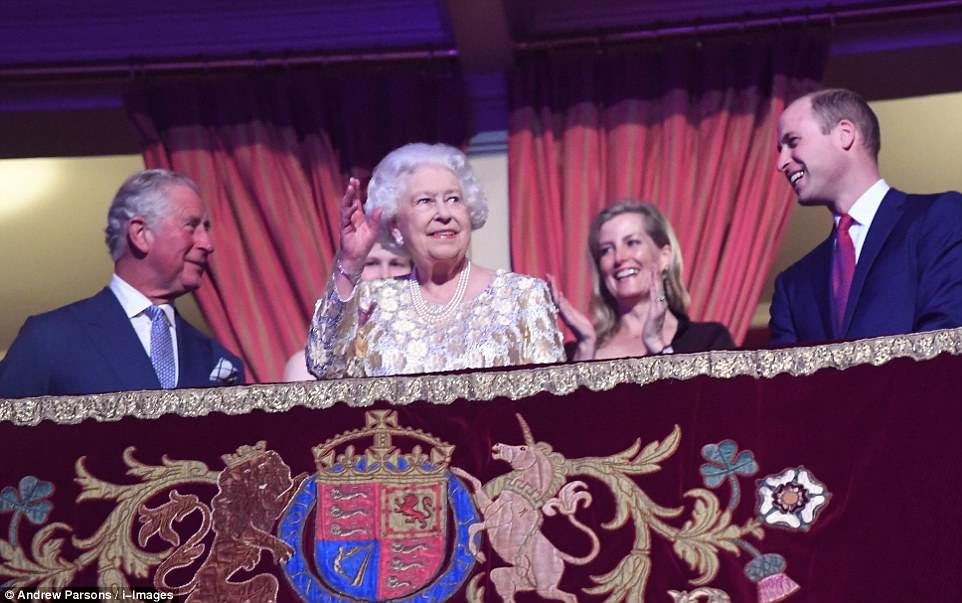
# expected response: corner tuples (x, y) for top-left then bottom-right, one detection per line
(776, 96), (848, 207)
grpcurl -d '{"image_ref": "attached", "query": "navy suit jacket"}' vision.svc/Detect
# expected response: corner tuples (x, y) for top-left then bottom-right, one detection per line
(770, 189), (962, 345)
(0, 288), (245, 398)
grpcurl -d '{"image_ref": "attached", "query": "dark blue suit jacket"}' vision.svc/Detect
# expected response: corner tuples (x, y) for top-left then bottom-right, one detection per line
(770, 189), (962, 345)
(0, 288), (245, 398)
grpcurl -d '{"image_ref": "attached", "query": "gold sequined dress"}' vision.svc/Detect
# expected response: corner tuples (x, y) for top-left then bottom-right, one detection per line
(306, 270), (565, 378)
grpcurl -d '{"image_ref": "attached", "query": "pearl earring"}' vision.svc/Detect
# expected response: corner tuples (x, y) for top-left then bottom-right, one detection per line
(392, 229), (404, 245)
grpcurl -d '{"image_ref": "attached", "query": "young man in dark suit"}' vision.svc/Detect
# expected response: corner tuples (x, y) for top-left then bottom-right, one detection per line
(0, 169), (244, 398)
(769, 88), (962, 345)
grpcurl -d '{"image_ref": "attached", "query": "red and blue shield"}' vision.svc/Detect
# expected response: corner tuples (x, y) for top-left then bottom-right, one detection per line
(314, 476), (447, 600)
(277, 410), (478, 602)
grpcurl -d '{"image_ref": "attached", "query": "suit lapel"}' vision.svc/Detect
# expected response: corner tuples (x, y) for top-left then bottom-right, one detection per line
(176, 315), (208, 388)
(842, 189), (906, 335)
(82, 288), (161, 391)
(809, 235), (836, 339)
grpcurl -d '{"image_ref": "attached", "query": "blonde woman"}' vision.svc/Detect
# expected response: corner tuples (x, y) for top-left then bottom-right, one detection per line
(549, 201), (733, 360)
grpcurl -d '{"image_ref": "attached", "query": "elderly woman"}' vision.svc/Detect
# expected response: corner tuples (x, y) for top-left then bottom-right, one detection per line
(549, 201), (733, 360)
(307, 143), (564, 378)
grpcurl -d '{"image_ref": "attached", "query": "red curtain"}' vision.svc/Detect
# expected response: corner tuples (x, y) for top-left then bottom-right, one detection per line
(126, 67), (469, 382)
(509, 33), (828, 343)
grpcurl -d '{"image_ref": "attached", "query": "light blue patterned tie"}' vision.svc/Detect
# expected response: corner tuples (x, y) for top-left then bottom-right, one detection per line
(145, 306), (176, 389)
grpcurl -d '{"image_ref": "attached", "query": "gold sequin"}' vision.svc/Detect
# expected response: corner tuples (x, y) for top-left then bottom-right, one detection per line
(306, 271), (566, 378)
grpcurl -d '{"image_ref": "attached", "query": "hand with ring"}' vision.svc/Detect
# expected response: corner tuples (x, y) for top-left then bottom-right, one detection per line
(335, 177), (382, 294)
(642, 266), (670, 354)
(547, 273), (597, 360)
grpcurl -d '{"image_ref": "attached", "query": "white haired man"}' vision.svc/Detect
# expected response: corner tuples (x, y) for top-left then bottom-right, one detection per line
(0, 169), (244, 398)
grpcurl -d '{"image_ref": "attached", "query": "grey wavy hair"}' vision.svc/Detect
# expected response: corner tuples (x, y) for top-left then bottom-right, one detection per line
(366, 143), (488, 251)
(587, 200), (692, 346)
(105, 169), (200, 261)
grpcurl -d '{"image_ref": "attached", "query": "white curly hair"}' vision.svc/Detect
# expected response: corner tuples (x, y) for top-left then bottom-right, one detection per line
(365, 143), (488, 251)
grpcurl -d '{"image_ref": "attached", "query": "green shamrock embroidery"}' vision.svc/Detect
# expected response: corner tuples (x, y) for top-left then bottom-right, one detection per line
(0, 476), (55, 546)
(699, 439), (759, 510)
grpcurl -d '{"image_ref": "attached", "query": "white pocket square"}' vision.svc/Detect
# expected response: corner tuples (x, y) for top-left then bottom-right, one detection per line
(210, 358), (239, 384)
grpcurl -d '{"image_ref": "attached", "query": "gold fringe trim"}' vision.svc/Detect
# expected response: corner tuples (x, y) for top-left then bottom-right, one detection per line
(3, 327), (961, 426)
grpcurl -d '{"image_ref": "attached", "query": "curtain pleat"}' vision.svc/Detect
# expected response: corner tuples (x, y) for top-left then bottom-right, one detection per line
(509, 34), (829, 343)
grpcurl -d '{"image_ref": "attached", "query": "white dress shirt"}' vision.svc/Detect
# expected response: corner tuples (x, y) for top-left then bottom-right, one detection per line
(833, 179), (890, 263)
(108, 274), (179, 384)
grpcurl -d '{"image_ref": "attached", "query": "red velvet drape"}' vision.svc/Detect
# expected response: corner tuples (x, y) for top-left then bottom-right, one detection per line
(126, 67), (469, 382)
(509, 34), (828, 343)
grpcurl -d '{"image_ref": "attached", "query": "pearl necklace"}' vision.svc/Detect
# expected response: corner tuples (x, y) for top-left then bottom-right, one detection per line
(408, 261), (471, 324)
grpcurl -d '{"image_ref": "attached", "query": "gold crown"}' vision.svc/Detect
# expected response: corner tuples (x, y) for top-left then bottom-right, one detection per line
(313, 410), (453, 483)
(222, 440), (268, 468)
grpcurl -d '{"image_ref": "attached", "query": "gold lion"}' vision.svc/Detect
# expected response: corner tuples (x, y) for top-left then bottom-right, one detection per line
(141, 442), (307, 603)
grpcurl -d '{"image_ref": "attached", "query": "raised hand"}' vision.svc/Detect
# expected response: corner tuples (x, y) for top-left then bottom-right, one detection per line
(547, 273), (596, 360)
(338, 177), (382, 275)
(642, 266), (669, 354)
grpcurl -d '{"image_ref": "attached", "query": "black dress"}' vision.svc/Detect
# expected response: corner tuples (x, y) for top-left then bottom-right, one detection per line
(670, 312), (735, 353)
(564, 311), (735, 360)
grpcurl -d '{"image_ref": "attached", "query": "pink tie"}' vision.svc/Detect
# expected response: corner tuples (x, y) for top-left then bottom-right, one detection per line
(832, 214), (856, 334)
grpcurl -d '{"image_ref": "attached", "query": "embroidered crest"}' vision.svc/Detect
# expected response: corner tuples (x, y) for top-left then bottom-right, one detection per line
(278, 410), (478, 601)
(0, 419), (829, 603)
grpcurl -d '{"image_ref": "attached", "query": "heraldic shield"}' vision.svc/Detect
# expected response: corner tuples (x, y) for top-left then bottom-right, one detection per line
(279, 410), (478, 602)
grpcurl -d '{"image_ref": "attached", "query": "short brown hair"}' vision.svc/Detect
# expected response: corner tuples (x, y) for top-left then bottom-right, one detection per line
(809, 88), (881, 160)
